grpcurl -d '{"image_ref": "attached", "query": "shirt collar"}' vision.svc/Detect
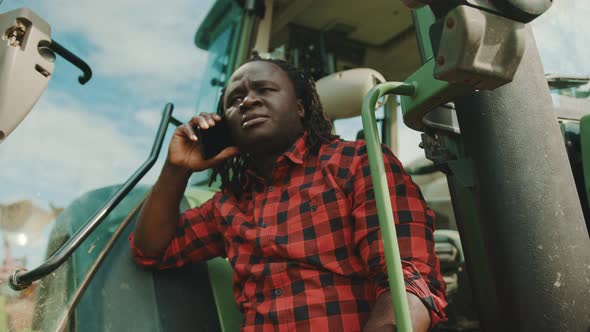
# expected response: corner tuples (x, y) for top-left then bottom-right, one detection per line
(241, 132), (308, 190)
(276, 132), (307, 166)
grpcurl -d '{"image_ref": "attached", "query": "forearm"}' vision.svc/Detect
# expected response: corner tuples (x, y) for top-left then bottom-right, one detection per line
(353, 144), (446, 330)
(364, 291), (430, 332)
(133, 161), (193, 257)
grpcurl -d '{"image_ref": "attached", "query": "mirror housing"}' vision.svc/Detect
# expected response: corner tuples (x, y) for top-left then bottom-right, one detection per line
(0, 8), (54, 143)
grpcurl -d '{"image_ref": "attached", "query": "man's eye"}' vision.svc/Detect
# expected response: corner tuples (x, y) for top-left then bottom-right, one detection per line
(230, 96), (243, 105)
(259, 87), (275, 93)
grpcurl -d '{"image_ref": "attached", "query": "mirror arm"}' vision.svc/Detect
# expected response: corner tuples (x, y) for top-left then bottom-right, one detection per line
(49, 39), (93, 85)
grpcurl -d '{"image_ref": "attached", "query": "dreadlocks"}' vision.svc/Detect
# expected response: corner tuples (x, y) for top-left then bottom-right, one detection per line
(209, 57), (339, 198)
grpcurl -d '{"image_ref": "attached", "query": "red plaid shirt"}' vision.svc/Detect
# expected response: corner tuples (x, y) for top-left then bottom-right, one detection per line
(130, 134), (447, 331)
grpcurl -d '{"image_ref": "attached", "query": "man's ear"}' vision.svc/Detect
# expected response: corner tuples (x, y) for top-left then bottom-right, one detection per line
(297, 99), (305, 119)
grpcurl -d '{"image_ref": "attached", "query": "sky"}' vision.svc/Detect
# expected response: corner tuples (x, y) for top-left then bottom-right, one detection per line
(0, 0), (588, 267)
(0, 0), (215, 269)
(0, 0), (215, 208)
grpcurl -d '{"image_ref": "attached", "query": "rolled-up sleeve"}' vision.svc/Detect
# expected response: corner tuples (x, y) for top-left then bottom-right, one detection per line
(129, 194), (225, 269)
(351, 143), (447, 327)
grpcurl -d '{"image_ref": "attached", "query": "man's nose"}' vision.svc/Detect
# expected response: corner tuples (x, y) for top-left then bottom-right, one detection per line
(239, 95), (262, 113)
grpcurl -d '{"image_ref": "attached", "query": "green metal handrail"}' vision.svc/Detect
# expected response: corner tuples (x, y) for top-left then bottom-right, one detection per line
(361, 82), (416, 332)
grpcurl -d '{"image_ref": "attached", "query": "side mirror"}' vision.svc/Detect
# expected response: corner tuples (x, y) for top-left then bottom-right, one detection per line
(0, 7), (92, 144)
(0, 8), (54, 143)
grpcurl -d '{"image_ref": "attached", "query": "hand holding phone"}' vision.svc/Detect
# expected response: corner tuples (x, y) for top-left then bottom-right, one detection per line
(167, 114), (238, 172)
(196, 117), (236, 160)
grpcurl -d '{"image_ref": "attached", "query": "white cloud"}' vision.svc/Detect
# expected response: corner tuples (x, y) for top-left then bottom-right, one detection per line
(0, 93), (148, 205)
(36, 0), (214, 88)
(396, 121), (423, 165)
(0, 0), (219, 207)
(0, 0), (219, 273)
(135, 105), (196, 129)
(532, 1), (590, 76)
(135, 108), (168, 129)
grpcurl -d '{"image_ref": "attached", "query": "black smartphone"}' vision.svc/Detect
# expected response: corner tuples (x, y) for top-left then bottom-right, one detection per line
(196, 118), (236, 160)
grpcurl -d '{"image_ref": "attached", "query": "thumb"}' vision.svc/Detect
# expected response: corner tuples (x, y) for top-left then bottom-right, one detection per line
(205, 146), (240, 168)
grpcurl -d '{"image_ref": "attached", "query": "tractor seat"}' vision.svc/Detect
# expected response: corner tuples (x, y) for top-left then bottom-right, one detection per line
(316, 68), (386, 120)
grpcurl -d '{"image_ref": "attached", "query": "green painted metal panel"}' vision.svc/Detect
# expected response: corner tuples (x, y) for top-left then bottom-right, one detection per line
(233, 13), (255, 71)
(185, 185), (243, 332)
(207, 258), (242, 332)
(195, 0), (242, 50)
(33, 185), (152, 332)
(183, 185), (219, 208)
(400, 59), (473, 132)
(444, 168), (502, 331)
(579, 115), (590, 209)
(412, 7), (436, 63)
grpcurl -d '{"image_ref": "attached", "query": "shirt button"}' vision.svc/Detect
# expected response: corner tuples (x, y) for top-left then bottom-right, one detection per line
(260, 223), (268, 228)
(273, 288), (282, 296)
(310, 205), (317, 212)
(268, 186), (274, 192)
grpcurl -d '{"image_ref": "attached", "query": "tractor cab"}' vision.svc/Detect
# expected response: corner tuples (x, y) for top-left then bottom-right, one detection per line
(1, 1), (589, 331)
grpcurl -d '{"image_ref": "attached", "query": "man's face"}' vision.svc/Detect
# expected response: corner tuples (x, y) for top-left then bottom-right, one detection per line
(223, 61), (305, 155)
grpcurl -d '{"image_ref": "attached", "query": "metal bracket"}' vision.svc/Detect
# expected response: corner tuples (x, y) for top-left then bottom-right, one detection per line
(421, 132), (451, 170)
(422, 103), (461, 134)
(420, 132), (476, 188)
(400, 58), (473, 132)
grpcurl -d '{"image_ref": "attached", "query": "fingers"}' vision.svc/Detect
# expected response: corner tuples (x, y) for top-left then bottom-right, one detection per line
(205, 146), (240, 168)
(178, 113), (223, 142)
(178, 124), (198, 141)
(189, 113), (222, 130)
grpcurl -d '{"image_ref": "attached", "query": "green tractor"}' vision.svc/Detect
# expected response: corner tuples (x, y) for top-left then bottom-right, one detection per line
(2, 0), (590, 331)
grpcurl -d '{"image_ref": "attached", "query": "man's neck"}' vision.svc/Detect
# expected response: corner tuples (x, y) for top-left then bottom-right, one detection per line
(244, 131), (304, 181)
(250, 152), (281, 182)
